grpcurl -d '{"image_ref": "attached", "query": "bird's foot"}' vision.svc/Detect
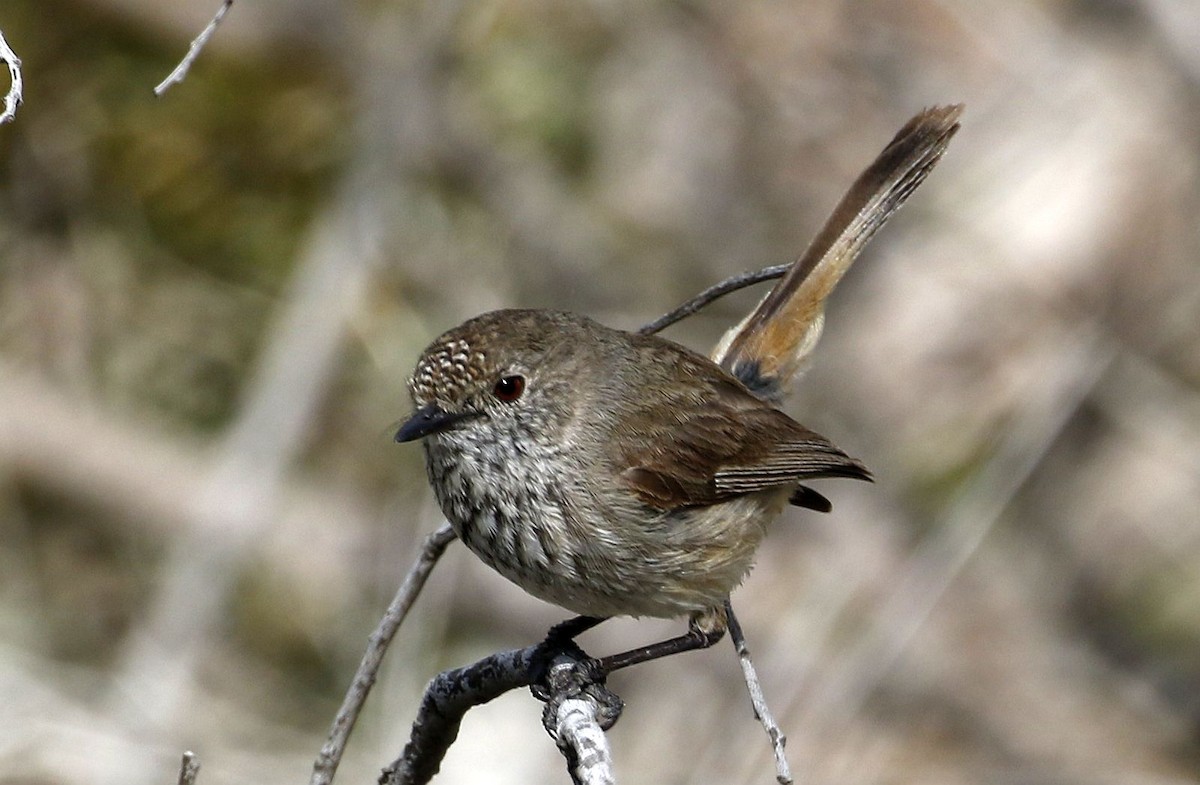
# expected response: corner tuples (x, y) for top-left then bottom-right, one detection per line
(530, 619), (622, 732)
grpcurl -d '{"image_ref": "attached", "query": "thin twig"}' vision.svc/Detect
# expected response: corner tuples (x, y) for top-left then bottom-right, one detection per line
(154, 0), (235, 96)
(726, 600), (792, 785)
(176, 751), (200, 785)
(0, 27), (23, 124)
(309, 522), (457, 785)
(638, 264), (790, 335)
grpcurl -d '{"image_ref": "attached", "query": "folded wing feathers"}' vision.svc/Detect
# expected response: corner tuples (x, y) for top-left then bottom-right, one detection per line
(714, 438), (871, 495)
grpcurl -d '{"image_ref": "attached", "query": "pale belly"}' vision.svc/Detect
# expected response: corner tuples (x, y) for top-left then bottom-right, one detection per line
(425, 438), (788, 619)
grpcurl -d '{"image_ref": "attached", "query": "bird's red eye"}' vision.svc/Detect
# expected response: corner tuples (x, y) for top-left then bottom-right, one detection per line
(492, 375), (525, 402)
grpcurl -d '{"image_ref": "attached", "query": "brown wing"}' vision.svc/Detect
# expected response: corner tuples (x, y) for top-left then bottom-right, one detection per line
(615, 366), (870, 511)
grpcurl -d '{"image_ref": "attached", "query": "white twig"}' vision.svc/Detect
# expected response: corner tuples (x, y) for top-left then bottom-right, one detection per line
(553, 698), (616, 785)
(310, 523), (457, 785)
(154, 0), (235, 96)
(726, 602), (792, 785)
(176, 751), (200, 785)
(0, 27), (22, 124)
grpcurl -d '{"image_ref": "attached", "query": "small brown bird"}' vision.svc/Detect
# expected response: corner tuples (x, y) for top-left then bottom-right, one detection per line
(397, 106), (962, 667)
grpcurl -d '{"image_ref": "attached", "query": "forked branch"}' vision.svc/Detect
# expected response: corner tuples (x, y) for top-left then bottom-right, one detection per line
(381, 640), (620, 785)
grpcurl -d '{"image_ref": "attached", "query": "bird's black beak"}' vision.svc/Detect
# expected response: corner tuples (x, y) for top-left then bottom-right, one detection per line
(394, 403), (475, 443)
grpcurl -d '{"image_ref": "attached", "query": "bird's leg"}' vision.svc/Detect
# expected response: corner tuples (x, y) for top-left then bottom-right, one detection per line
(530, 609), (723, 731)
(595, 624), (725, 674)
(595, 606), (728, 675)
(544, 615), (608, 646)
(530, 615), (625, 732)
(534, 607), (726, 694)
(530, 615), (608, 698)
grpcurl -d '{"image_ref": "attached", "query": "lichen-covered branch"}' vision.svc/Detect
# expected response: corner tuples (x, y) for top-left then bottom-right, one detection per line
(382, 641), (621, 785)
(552, 698), (617, 785)
(381, 646), (538, 785)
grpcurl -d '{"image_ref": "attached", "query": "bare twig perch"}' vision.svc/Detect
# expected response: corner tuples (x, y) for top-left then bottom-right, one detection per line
(154, 0), (235, 96)
(309, 523), (456, 785)
(0, 27), (23, 124)
(726, 601), (791, 784)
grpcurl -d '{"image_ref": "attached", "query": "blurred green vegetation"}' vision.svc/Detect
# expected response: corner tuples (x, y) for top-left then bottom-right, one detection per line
(2, 0), (350, 287)
(0, 0), (351, 433)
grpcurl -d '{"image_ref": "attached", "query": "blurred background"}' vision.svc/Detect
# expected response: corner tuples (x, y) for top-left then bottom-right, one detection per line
(1, 0), (1199, 783)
